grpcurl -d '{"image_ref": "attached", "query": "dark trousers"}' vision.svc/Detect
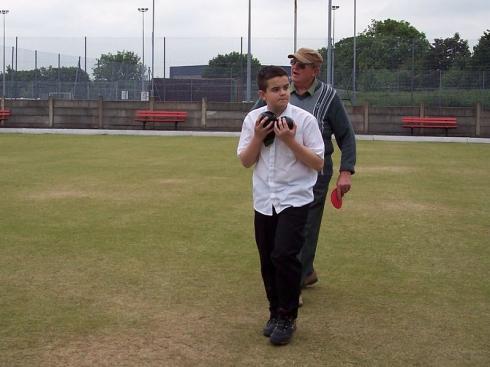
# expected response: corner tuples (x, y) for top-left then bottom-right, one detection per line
(299, 172), (332, 282)
(254, 205), (309, 319)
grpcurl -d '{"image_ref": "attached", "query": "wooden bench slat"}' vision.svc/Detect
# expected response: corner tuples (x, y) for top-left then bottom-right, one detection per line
(402, 117), (456, 123)
(402, 123), (456, 127)
(401, 116), (457, 136)
(0, 109), (12, 122)
(135, 111), (187, 117)
(134, 110), (187, 130)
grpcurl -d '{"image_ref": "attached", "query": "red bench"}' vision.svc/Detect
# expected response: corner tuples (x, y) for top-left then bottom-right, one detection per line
(135, 110), (187, 130)
(402, 116), (457, 136)
(0, 109), (11, 124)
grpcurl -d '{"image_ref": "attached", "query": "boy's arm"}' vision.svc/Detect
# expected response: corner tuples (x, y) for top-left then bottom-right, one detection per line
(274, 119), (324, 172)
(239, 135), (263, 168)
(238, 115), (274, 168)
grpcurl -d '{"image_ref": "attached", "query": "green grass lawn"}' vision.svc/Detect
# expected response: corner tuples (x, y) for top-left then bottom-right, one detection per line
(1, 134), (489, 366)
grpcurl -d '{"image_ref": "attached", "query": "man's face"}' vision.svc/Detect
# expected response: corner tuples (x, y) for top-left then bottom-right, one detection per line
(259, 75), (290, 113)
(290, 58), (319, 86)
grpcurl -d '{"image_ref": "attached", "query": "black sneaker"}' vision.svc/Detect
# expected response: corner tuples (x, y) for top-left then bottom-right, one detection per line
(270, 317), (296, 345)
(262, 317), (278, 337)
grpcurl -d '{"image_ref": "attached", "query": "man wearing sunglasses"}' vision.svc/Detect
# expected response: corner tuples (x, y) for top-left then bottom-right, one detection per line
(252, 48), (356, 300)
(288, 47), (356, 293)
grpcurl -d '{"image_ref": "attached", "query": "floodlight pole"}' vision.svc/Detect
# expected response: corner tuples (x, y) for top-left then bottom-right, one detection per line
(331, 5), (339, 87)
(246, 0), (251, 102)
(138, 7), (148, 93)
(293, 0), (297, 52)
(326, 0), (332, 84)
(2, 10), (9, 100)
(353, 0), (357, 105)
(151, 0), (155, 98)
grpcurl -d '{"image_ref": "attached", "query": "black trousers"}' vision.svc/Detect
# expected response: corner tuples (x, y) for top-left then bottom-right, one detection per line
(254, 204), (309, 319)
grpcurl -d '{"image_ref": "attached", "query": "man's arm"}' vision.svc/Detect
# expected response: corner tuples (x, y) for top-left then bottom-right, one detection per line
(328, 94), (356, 195)
(328, 94), (356, 173)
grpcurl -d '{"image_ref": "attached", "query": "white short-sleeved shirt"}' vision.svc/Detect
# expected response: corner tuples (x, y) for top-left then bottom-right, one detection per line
(237, 103), (324, 216)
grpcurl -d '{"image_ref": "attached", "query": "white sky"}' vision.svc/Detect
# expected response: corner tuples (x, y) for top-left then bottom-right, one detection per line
(1, 0), (489, 75)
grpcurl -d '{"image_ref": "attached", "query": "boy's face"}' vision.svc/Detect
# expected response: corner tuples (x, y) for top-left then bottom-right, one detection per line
(259, 76), (290, 114)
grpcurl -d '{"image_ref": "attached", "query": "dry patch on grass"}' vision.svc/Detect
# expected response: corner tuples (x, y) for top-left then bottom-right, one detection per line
(26, 189), (93, 200)
(351, 197), (456, 214)
(25, 186), (129, 202)
(36, 311), (247, 367)
(379, 200), (454, 213)
(156, 177), (229, 184)
(358, 165), (416, 175)
(21, 176), (232, 205)
(155, 178), (189, 186)
(23, 181), (190, 202)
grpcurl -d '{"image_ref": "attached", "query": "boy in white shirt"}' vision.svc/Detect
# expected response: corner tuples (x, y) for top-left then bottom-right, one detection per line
(237, 66), (324, 345)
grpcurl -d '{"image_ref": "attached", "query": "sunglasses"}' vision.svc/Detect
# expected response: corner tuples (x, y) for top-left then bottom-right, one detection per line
(290, 59), (313, 69)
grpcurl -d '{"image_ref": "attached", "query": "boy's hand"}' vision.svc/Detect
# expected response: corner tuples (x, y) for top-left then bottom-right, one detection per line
(273, 117), (324, 171)
(254, 115), (274, 141)
(274, 117), (296, 143)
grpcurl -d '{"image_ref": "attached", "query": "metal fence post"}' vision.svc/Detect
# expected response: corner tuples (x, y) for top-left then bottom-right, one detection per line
(48, 96), (54, 127)
(149, 95), (154, 110)
(201, 97), (207, 128)
(475, 102), (481, 137)
(363, 101), (369, 134)
(98, 96), (104, 129)
(190, 79), (193, 102)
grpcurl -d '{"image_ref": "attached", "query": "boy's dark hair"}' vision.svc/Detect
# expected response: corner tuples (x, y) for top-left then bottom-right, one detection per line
(257, 66), (289, 91)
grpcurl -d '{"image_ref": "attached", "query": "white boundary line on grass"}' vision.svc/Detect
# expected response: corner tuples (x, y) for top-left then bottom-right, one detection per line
(0, 128), (240, 138)
(355, 134), (490, 144)
(1, 128), (489, 144)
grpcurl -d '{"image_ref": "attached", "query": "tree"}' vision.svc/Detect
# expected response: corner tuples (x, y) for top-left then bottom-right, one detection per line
(471, 30), (490, 70)
(3, 65), (90, 99)
(92, 51), (144, 81)
(425, 33), (471, 70)
(203, 52), (261, 79)
(358, 19), (430, 71)
(365, 18), (426, 39)
(331, 19), (430, 76)
(325, 19), (431, 92)
(6, 66), (89, 82)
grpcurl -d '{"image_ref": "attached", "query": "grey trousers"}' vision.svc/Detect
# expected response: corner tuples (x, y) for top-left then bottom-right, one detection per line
(299, 172), (332, 283)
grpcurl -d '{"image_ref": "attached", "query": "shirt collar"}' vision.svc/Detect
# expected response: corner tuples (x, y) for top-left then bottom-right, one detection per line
(290, 79), (319, 96)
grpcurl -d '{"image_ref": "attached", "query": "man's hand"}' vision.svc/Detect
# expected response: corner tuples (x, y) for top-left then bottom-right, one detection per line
(336, 171), (352, 196)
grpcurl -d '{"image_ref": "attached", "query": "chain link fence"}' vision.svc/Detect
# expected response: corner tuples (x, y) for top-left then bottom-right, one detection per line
(1, 36), (489, 107)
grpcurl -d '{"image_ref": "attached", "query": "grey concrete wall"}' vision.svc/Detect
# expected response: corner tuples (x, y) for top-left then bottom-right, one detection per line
(1, 97), (489, 138)
(481, 106), (490, 137)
